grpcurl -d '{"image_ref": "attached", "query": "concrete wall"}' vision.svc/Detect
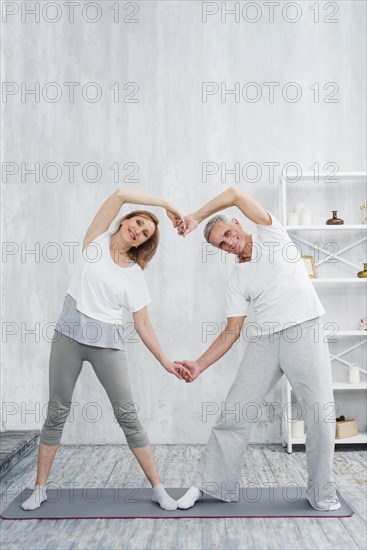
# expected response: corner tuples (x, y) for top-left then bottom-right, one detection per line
(1, 0), (366, 444)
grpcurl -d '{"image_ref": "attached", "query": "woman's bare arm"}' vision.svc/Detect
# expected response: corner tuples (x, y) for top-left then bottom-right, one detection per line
(83, 187), (184, 247)
(133, 306), (192, 381)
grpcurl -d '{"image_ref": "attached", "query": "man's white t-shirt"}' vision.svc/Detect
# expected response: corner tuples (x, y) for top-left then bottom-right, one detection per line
(225, 212), (325, 334)
(67, 229), (151, 325)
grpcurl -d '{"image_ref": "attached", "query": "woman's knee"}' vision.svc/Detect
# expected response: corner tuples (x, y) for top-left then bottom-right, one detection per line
(126, 431), (150, 448)
(114, 402), (149, 447)
(40, 401), (72, 445)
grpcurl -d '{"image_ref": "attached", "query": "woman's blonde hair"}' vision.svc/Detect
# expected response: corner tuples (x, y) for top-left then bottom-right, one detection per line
(117, 210), (159, 270)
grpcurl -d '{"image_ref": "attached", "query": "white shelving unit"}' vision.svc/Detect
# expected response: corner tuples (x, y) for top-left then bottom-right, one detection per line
(279, 172), (367, 453)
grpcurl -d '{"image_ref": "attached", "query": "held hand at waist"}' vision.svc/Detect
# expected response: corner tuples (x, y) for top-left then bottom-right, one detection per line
(173, 360), (202, 382)
(162, 360), (193, 382)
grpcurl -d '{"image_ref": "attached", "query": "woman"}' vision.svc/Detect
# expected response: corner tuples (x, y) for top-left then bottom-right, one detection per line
(21, 187), (191, 512)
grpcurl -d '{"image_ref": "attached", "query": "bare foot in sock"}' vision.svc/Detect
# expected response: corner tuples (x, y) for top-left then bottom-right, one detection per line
(21, 485), (48, 511)
(151, 484), (177, 511)
(176, 486), (202, 509)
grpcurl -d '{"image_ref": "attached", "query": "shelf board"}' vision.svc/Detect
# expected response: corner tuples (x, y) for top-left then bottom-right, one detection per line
(290, 382), (366, 391)
(312, 278), (367, 284)
(327, 331), (367, 336)
(282, 172), (367, 182)
(287, 225), (367, 230)
(332, 382), (367, 390)
(291, 433), (367, 444)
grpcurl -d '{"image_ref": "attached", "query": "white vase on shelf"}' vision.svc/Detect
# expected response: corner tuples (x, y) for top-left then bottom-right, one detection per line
(294, 202), (305, 224)
(291, 420), (305, 438)
(288, 212), (298, 225)
(301, 207), (312, 225)
(349, 364), (360, 384)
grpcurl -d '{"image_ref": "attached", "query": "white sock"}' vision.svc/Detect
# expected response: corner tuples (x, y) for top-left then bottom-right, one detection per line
(151, 484), (177, 511)
(176, 486), (202, 509)
(21, 485), (48, 511)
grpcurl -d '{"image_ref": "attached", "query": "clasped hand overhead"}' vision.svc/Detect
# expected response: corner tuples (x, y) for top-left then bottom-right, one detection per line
(164, 204), (199, 238)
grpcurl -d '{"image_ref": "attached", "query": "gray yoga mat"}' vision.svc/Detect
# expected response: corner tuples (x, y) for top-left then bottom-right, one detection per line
(1, 487), (354, 519)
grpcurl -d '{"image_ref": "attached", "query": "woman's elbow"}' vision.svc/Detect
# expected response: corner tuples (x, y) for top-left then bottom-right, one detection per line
(115, 187), (125, 199)
(133, 317), (149, 335)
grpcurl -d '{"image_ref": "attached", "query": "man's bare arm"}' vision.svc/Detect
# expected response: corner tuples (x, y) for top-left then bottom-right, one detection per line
(232, 188), (272, 226)
(179, 187), (271, 235)
(174, 316), (245, 381)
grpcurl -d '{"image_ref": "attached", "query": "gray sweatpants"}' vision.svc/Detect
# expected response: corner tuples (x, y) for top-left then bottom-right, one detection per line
(192, 317), (337, 506)
(40, 330), (149, 448)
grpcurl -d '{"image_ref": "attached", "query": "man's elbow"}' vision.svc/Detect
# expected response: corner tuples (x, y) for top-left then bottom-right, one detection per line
(228, 186), (247, 207)
(227, 186), (239, 201)
(225, 317), (245, 341)
(223, 328), (241, 345)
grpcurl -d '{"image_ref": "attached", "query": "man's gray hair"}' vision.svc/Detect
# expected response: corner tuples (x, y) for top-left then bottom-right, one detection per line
(203, 214), (231, 243)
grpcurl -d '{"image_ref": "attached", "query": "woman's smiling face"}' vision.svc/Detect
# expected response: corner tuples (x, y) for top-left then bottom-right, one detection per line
(120, 215), (156, 248)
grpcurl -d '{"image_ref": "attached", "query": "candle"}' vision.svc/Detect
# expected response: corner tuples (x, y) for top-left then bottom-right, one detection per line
(349, 364), (360, 384)
(291, 420), (305, 438)
(288, 212), (299, 226)
(301, 206), (312, 226)
(294, 202), (305, 224)
(360, 203), (367, 224)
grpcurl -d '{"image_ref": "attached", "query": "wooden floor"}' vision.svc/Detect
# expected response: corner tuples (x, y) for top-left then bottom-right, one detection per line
(0, 430), (39, 479)
(0, 444), (366, 550)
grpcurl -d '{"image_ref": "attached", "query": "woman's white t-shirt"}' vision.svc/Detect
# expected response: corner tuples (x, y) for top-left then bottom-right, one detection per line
(225, 212), (325, 334)
(67, 229), (151, 325)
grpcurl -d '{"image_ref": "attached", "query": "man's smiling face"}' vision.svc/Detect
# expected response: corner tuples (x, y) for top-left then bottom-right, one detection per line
(209, 219), (252, 260)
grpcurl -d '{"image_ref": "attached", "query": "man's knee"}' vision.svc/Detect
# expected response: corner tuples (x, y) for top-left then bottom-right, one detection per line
(213, 400), (262, 431)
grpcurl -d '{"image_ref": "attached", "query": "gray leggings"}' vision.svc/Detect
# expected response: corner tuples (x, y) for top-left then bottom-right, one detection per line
(192, 317), (337, 506)
(40, 330), (150, 448)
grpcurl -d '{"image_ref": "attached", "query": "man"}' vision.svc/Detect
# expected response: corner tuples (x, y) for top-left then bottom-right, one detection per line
(174, 186), (339, 511)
